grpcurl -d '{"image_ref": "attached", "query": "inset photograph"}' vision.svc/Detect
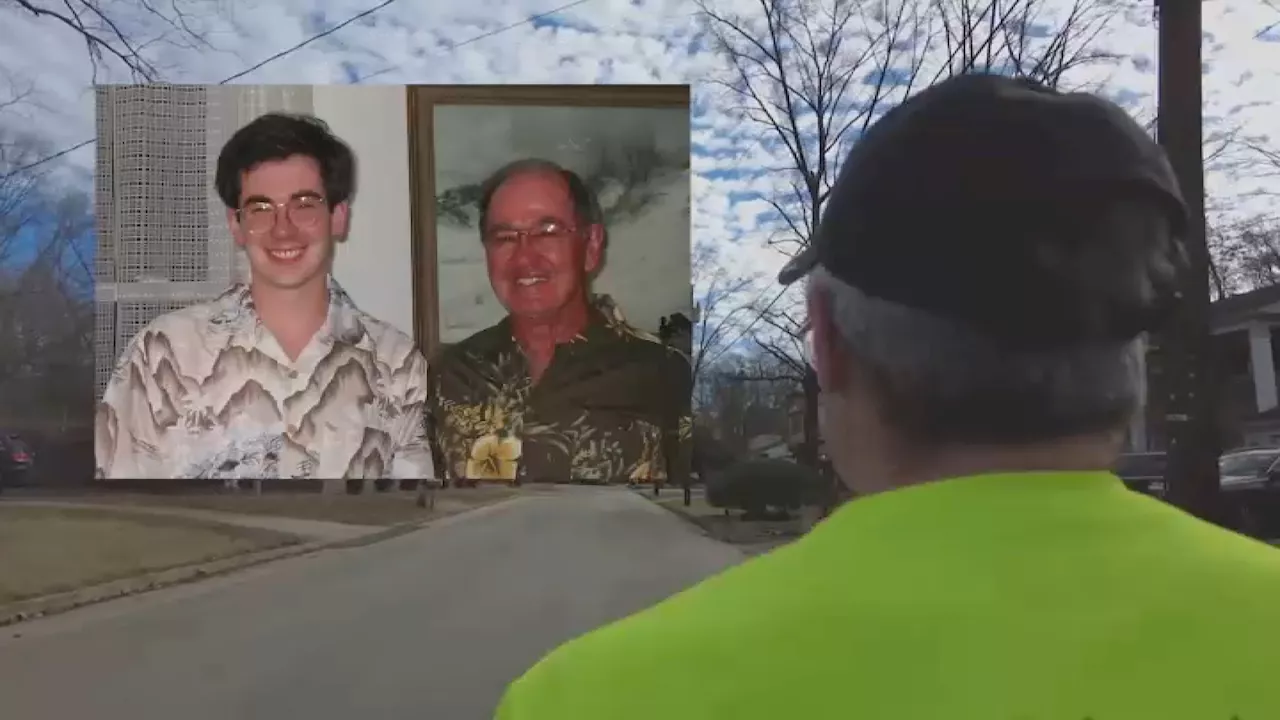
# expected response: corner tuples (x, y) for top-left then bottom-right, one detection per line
(411, 86), (693, 487)
(94, 84), (430, 481)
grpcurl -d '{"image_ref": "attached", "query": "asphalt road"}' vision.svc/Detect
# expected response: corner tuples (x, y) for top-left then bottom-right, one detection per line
(0, 487), (747, 720)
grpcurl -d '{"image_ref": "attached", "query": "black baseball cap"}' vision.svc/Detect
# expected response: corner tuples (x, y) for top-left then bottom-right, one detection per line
(779, 73), (1188, 349)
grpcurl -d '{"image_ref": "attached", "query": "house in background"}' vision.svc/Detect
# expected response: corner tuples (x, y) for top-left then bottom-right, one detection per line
(786, 391), (828, 461)
(746, 433), (792, 459)
(1206, 285), (1280, 449)
(1136, 284), (1280, 452)
(787, 392), (803, 450)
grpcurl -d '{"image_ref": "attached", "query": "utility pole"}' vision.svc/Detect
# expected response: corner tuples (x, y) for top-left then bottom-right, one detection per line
(1155, 0), (1222, 524)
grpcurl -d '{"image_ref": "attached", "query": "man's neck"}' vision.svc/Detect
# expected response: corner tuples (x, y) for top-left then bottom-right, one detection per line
(847, 433), (1122, 498)
(512, 296), (591, 382)
(250, 277), (330, 362)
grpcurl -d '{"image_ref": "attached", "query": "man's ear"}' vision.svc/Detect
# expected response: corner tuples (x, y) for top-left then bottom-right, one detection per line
(808, 285), (848, 394)
(330, 202), (351, 239)
(583, 223), (605, 274)
(227, 208), (246, 247)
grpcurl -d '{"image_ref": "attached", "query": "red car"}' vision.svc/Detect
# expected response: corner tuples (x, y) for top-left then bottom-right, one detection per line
(0, 433), (34, 489)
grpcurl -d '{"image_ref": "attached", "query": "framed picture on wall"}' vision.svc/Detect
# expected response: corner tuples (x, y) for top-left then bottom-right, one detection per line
(407, 84), (694, 487)
(405, 85), (692, 358)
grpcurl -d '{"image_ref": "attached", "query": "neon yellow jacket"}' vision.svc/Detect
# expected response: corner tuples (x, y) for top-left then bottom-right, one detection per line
(496, 471), (1280, 719)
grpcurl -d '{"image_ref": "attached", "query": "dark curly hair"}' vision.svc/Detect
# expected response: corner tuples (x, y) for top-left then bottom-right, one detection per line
(214, 112), (356, 210)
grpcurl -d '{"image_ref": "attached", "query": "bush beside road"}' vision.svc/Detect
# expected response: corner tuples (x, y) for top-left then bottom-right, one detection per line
(650, 487), (822, 555)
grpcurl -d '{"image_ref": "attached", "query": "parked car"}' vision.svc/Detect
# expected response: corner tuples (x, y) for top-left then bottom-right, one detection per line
(1217, 448), (1280, 538)
(1113, 452), (1167, 498)
(0, 433), (35, 489)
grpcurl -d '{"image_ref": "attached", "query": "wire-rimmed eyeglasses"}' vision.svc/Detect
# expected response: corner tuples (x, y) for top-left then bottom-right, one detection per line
(483, 220), (579, 247)
(237, 193), (329, 234)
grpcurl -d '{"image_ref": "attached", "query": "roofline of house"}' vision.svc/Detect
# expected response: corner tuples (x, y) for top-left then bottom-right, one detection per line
(1211, 283), (1280, 330)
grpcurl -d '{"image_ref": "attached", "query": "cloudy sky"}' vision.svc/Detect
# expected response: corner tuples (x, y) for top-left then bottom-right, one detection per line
(2, 0), (1279, 308)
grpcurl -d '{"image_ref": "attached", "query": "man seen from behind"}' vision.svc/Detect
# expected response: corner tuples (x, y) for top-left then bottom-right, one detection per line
(494, 74), (1280, 719)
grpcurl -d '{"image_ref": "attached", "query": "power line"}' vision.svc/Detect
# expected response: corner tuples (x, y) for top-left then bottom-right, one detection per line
(10, 0), (567, 179)
(702, 281), (791, 369)
(220, 0), (399, 84)
(4, 0), (400, 179)
(3, 139), (95, 177)
(7, 0), (600, 179)
(450, 0), (593, 49)
(350, 0), (595, 83)
(4, 0), (598, 179)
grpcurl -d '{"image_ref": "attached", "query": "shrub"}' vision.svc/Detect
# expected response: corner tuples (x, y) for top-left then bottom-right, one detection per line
(691, 427), (736, 480)
(706, 458), (827, 519)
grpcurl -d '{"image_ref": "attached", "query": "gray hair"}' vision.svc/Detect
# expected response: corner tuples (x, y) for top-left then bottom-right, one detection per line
(808, 266), (1145, 444)
(477, 158), (603, 232)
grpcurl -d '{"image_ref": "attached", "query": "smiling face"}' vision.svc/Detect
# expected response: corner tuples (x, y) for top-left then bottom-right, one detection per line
(482, 170), (603, 323)
(228, 154), (347, 293)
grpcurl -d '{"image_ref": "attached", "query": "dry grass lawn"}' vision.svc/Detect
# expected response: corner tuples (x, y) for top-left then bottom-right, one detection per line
(69, 485), (525, 527)
(0, 506), (298, 605)
(651, 488), (821, 554)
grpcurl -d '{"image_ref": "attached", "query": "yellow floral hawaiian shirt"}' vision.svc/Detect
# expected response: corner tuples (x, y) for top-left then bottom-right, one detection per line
(427, 295), (692, 485)
(95, 278), (433, 480)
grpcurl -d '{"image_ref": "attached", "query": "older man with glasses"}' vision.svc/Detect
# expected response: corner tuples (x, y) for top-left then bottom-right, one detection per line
(426, 159), (692, 488)
(96, 112), (432, 482)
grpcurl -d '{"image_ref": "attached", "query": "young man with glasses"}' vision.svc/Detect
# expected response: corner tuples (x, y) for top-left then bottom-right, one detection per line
(96, 113), (432, 481)
(426, 159), (692, 487)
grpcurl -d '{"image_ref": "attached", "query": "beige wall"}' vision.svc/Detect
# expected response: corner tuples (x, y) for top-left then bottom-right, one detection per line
(312, 86), (416, 338)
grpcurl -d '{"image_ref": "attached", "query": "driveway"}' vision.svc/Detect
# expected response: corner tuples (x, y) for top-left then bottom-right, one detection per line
(0, 486), (747, 720)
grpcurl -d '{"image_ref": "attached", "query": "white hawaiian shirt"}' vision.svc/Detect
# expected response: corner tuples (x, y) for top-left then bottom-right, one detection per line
(95, 278), (433, 480)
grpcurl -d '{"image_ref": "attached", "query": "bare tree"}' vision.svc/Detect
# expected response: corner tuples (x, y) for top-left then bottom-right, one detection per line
(0, 132), (47, 269)
(930, 0), (1121, 87)
(691, 242), (755, 398)
(749, 297), (808, 389)
(704, 351), (799, 448)
(0, 178), (93, 378)
(0, 223), (94, 433)
(699, 0), (1128, 466)
(1207, 0), (1280, 300)
(0, 94), (95, 475)
(6, 0), (218, 83)
(1104, 78), (1268, 300)
(1239, 138), (1280, 196)
(1207, 215), (1280, 298)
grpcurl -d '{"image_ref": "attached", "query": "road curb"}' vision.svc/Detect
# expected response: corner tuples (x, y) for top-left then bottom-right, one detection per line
(0, 536), (317, 630)
(643, 492), (811, 556)
(0, 494), (528, 629)
(642, 492), (723, 539)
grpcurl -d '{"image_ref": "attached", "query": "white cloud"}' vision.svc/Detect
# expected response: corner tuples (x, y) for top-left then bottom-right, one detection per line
(2, 0), (1278, 320)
